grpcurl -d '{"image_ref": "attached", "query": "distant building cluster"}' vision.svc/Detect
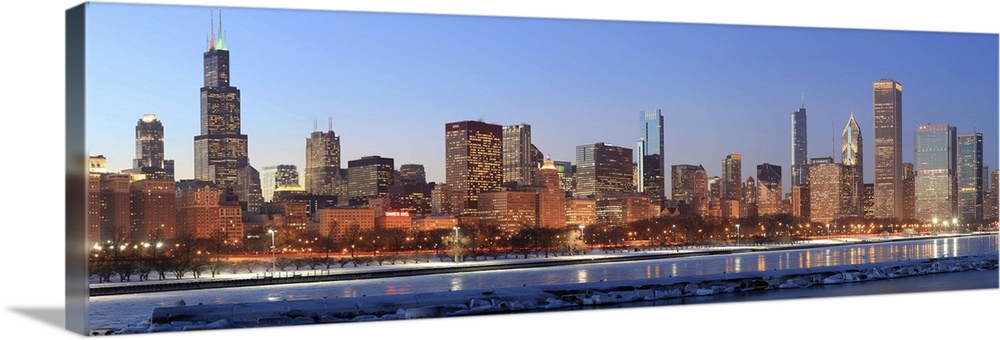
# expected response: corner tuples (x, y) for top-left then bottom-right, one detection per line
(85, 17), (997, 251)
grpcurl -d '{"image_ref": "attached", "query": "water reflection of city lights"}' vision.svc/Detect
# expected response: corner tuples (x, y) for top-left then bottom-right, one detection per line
(576, 269), (588, 283)
(450, 278), (463, 291)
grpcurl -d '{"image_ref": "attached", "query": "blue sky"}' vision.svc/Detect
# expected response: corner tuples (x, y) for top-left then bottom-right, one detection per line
(85, 2), (998, 193)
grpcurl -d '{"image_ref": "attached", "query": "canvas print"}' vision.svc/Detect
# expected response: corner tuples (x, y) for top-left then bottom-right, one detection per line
(66, 2), (999, 336)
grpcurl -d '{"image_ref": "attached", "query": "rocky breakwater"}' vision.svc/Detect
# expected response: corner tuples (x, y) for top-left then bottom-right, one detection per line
(119, 254), (997, 334)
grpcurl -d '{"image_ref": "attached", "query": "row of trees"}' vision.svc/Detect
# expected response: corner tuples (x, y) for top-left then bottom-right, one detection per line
(92, 212), (991, 283)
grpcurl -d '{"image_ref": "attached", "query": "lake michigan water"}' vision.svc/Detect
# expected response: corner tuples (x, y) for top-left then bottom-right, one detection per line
(88, 234), (998, 331)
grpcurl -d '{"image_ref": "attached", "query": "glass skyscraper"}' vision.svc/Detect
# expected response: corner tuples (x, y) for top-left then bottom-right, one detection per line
(914, 124), (957, 222)
(261, 164), (299, 202)
(841, 113), (863, 218)
(957, 133), (984, 220)
(347, 156), (395, 206)
(502, 124), (534, 187)
(791, 103), (808, 187)
(575, 142), (634, 199)
(638, 109), (665, 209)
(756, 163), (782, 216)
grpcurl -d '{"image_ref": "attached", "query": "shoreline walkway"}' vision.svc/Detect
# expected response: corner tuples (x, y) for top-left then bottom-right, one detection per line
(89, 232), (997, 296)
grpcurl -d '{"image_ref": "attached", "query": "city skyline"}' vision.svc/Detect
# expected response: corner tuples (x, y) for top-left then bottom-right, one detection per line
(85, 3), (998, 199)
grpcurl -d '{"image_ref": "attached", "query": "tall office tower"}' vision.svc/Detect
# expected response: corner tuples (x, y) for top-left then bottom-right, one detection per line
(195, 14), (249, 190)
(671, 164), (708, 214)
(809, 157), (844, 224)
(235, 164), (263, 213)
(87, 156), (108, 246)
(792, 184), (810, 219)
(305, 119), (341, 195)
(446, 121), (503, 215)
(707, 175), (722, 219)
(553, 160), (574, 194)
(708, 176), (721, 199)
(261, 164), (299, 202)
(133, 114), (174, 179)
(988, 169), (999, 220)
(503, 124), (534, 186)
(399, 164), (427, 185)
(347, 156), (395, 206)
(638, 109), (666, 209)
(873, 77), (903, 219)
(537, 157), (567, 228)
(388, 181), (433, 216)
(130, 179), (176, 243)
(390, 164), (431, 215)
(841, 113), (863, 218)
(957, 133), (984, 221)
(756, 163), (783, 216)
(862, 183), (875, 219)
(914, 124), (957, 222)
(901, 162), (916, 220)
(791, 101), (808, 187)
(575, 142), (634, 198)
(721, 154), (742, 220)
(982, 166), (993, 220)
(721, 154), (742, 201)
(529, 145), (545, 185)
(742, 177), (758, 218)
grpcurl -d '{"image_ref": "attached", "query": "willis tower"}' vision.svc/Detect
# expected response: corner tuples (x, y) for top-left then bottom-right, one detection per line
(194, 12), (248, 190)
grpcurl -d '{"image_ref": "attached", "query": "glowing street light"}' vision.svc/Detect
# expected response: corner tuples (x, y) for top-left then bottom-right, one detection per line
(268, 229), (277, 273)
(735, 224), (741, 246)
(453, 226), (461, 263)
(671, 224), (676, 246)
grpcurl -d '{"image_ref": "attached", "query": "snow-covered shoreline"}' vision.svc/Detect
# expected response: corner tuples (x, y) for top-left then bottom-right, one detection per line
(114, 252), (998, 334)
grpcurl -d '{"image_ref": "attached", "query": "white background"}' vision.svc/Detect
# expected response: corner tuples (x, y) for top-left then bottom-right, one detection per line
(1, 1), (997, 339)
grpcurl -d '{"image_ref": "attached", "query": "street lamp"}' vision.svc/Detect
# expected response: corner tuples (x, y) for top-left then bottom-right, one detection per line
(734, 224), (741, 246)
(671, 224), (676, 246)
(453, 226), (460, 263)
(268, 229), (276, 273)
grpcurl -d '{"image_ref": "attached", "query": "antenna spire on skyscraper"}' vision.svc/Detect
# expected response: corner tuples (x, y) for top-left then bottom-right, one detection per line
(209, 11), (214, 51)
(801, 91), (805, 109)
